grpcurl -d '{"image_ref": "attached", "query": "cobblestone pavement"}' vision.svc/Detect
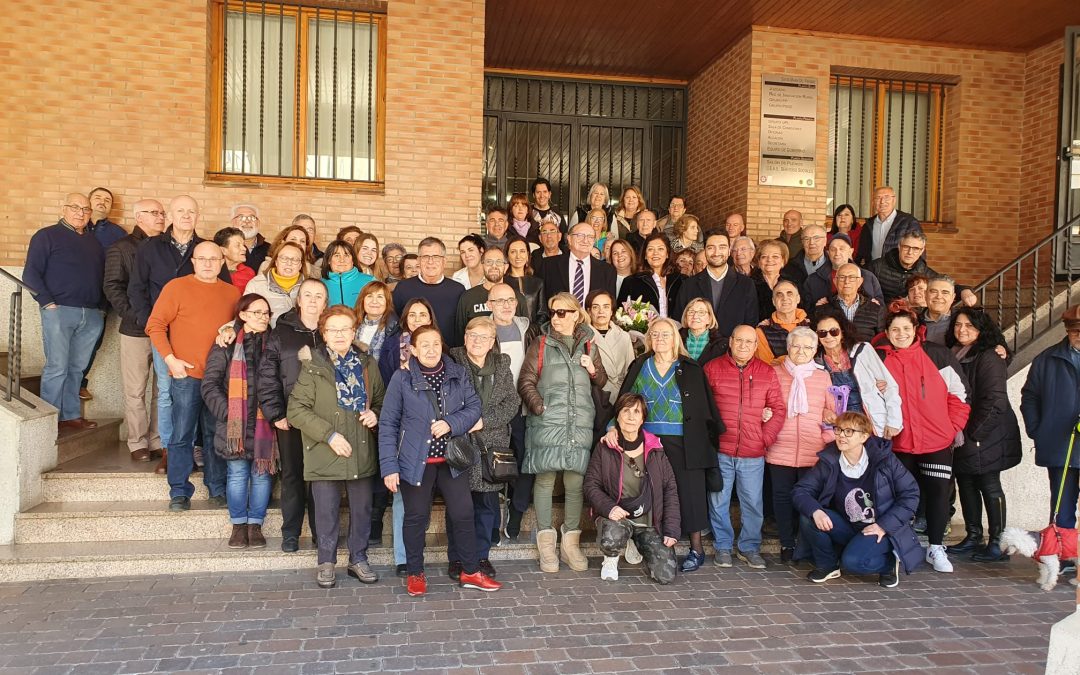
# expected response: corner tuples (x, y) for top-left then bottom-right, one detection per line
(0, 555), (1073, 674)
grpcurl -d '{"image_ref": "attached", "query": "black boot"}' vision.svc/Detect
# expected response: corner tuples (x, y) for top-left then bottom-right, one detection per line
(972, 495), (1009, 562)
(949, 477), (984, 554)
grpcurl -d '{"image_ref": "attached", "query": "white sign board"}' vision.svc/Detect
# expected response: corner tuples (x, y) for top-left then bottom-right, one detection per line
(758, 74), (817, 188)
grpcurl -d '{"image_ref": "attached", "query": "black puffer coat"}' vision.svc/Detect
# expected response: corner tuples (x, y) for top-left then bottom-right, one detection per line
(257, 309), (324, 424)
(202, 326), (268, 461)
(955, 347), (1022, 475)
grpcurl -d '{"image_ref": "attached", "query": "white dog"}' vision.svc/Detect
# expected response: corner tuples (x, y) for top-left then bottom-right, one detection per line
(999, 526), (1078, 591)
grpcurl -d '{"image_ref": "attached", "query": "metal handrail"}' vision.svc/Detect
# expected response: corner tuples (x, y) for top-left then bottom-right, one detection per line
(971, 214), (1080, 355)
(0, 267), (36, 407)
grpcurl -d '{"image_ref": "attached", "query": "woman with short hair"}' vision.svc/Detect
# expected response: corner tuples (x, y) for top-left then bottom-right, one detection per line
(353, 281), (397, 363)
(321, 239), (373, 307)
(379, 325), (500, 596)
(570, 182), (613, 231)
(752, 239), (796, 321)
(287, 305), (383, 588)
(829, 204), (863, 254)
(608, 239), (637, 298)
(452, 234), (487, 289)
(586, 289), (635, 404)
(792, 411), (923, 588)
(518, 293), (608, 573)
(670, 214), (703, 254)
(584, 393), (680, 584)
(245, 242), (306, 328)
(679, 298), (727, 367)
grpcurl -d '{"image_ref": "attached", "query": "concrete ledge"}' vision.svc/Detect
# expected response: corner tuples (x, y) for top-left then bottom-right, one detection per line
(0, 389), (57, 545)
(1046, 587), (1080, 675)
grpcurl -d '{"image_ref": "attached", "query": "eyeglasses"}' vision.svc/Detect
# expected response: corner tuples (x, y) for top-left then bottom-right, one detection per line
(244, 309), (271, 317)
(324, 327), (354, 336)
(419, 255), (445, 263)
(192, 256), (223, 263)
(804, 235), (826, 242)
(899, 245), (925, 253)
(686, 309), (710, 318)
(482, 259), (507, 267)
(650, 332), (675, 341)
(551, 308), (576, 318)
(835, 427), (862, 438)
(540, 229), (560, 236)
(232, 214), (259, 223)
(816, 328), (842, 338)
(384, 255), (404, 263)
(65, 204), (92, 214)
(277, 257), (303, 265)
(835, 275), (861, 282)
(488, 297), (516, 306)
(137, 210), (166, 218)
(569, 233), (595, 241)
(465, 332), (495, 343)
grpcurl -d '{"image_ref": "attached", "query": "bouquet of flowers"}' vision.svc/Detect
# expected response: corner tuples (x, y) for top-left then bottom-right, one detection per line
(615, 296), (659, 336)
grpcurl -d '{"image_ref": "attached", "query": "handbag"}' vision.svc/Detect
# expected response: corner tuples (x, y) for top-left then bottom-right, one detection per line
(422, 388), (479, 471)
(480, 439), (519, 484)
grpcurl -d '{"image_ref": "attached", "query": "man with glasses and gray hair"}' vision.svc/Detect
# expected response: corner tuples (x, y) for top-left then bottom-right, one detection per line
(23, 193), (106, 432)
(102, 199), (168, 462)
(231, 203), (269, 272)
(391, 236), (466, 347)
(538, 221), (616, 306)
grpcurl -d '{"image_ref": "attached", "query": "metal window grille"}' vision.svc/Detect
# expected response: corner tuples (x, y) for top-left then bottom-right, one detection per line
(216, 0), (382, 182)
(827, 75), (949, 223)
(482, 75), (687, 219)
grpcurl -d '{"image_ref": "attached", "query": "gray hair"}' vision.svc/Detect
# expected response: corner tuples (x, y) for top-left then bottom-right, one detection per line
(900, 229), (928, 245)
(928, 274), (956, 288)
(587, 182), (610, 205)
(732, 235), (756, 251)
(786, 326), (819, 351)
(230, 203), (260, 218)
(382, 242), (407, 258)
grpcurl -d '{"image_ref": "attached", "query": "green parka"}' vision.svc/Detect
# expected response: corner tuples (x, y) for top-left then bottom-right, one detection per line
(517, 322), (607, 475)
(287, 345), (385, 482)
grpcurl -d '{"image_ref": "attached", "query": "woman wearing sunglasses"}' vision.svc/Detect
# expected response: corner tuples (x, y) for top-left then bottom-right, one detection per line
(791, 412), (923, 588)
(518, 293), (608, 573)
(609, 317), (722, 572)
(584, 393), (680, 584)
(812, 307), (902, 439)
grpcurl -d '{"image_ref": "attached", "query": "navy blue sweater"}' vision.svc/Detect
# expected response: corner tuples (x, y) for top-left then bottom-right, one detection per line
(23, 221), (105, 309)
(391, 276), (466, 347)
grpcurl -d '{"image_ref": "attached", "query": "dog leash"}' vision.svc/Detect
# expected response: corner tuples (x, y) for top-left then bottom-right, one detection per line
(1050, 415), (1080, 529)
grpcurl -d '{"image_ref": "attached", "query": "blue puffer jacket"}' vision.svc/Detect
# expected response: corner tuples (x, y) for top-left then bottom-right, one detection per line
(792, 436), (924, 574)
(1021, 338), (1080, 468)
(377, 355), (482, 486)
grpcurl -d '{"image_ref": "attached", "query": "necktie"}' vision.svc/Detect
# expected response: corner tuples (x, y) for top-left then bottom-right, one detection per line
(573, 258), (585, 305)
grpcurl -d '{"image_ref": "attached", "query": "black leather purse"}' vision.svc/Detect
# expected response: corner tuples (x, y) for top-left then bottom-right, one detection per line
(423, 388), (479, 471)
(480, 439), (519, 483)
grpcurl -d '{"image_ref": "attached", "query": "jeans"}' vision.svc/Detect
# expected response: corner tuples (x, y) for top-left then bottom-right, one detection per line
(166, 376), (225, 499)
(1047, 467), (1080, 529)
(801, 509), (895, 574)
(151, 346), (174, 448)
(709, 454), (764, 553)
(311, 478), (373, 565)
(400, 463), (477, 575)
(80, 308), (108, 388)
(39, 306), (104, 421)
(226, 459), (273, 524)
(393, 491), (405, 565)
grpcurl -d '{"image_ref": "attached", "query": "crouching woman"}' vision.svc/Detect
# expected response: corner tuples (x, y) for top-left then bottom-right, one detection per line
(584, 393), (680, 584)
(791, 412), (923, 588)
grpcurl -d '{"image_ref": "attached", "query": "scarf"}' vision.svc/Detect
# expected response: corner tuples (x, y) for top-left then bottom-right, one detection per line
(398, 330), (412, 371)
(784, 357), (819, 418)
(226, 329), (277, 474)
(329, 346), (368, 412)
(270, 269), (301, 292)
(511, 219), (531, 238)
(465, 350), (496, 407)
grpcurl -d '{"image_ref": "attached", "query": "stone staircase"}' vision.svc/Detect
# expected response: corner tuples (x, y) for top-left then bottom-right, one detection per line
(1, 440), (755, 582)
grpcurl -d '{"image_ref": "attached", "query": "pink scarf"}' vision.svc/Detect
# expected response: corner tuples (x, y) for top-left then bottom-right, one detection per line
(784, 358), (819, 418)
(511, 219), (531, 238)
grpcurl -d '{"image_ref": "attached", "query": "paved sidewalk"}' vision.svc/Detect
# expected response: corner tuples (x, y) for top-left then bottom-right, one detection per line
(0, 555), (1073, 674)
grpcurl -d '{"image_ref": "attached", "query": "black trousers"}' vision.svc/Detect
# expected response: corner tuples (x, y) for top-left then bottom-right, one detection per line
(277, 427), (316, 540)
(400, 463), (478, 575)
(897, 448), (953, 546)
(311, 478), (372, 565)
(768, 464), (810, 549)
(508, 412), (534, 514)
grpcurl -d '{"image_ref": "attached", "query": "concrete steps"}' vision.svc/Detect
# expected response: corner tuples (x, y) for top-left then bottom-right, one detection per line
(56, 419), (122, 464)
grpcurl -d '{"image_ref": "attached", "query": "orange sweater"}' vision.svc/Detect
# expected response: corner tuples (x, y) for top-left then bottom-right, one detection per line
(146, 275), (240, 379)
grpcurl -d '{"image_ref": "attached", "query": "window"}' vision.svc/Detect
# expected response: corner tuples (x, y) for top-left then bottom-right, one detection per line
(209, 0), (385, 186)
(827, 74), (950, 224)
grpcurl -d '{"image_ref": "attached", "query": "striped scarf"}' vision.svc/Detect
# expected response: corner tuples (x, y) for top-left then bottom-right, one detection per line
(226, 330), (277, 474)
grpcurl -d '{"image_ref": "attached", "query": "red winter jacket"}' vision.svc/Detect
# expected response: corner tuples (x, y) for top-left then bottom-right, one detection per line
(704, 355), (786, 459)
(879, 337), (970, 455)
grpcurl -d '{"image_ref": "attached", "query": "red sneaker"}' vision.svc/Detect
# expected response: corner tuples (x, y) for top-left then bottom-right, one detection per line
(406, 573), (426, 597)
(459, 570), (502, 592)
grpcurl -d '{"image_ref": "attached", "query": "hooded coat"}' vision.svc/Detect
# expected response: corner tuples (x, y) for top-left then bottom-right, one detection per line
(1020, 338), (1080, 469)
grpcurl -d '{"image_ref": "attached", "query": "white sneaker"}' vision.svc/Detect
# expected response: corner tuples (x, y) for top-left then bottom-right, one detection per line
(601, 556), (619, 581)
(927, 545), (954, 573)
(624, 539), (643, 565)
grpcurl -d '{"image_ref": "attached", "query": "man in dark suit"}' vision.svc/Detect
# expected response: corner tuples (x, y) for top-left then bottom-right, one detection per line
(855, 186), (923, 266)
(673, 230), (758, 338)
(539, 221), (616, 306)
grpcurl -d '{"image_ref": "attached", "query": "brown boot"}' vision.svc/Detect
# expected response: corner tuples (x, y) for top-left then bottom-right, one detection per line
(228, 524), (247, 549)
(247, 524), (267, 548)
(536, 528), (559, 573)
(154, 450), (168, 475)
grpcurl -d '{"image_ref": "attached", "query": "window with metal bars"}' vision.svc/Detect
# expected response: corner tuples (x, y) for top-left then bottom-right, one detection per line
(208, 0), (385, 186)
(827, 74), (950, 224)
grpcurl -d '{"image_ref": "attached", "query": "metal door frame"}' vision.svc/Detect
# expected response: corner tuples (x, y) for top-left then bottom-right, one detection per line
(1057, 26), (1080, 273)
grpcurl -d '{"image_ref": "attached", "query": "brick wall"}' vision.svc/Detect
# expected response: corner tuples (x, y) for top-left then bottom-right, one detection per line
(686, 32), (752, 229)
(0, 0), (485, 265)
(686, 27), (1064, 286)
(1020, 40), (1064, 248)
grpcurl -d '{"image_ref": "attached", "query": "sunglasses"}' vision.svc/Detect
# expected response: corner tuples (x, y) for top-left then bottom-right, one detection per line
(816, 328), (842, 338)
(551, 308), (576, 319)
(626, 455), (644, 479)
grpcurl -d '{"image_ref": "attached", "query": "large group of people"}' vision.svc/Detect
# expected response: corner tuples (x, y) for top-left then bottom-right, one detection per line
(21, 179), (1079, 596)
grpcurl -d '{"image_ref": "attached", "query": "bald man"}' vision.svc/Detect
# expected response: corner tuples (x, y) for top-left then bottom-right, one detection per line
(146, 240), (240, 510)
(778, 210), (804, 259)
(24, 192), (106, 430)
(103, 199), (168, 462)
